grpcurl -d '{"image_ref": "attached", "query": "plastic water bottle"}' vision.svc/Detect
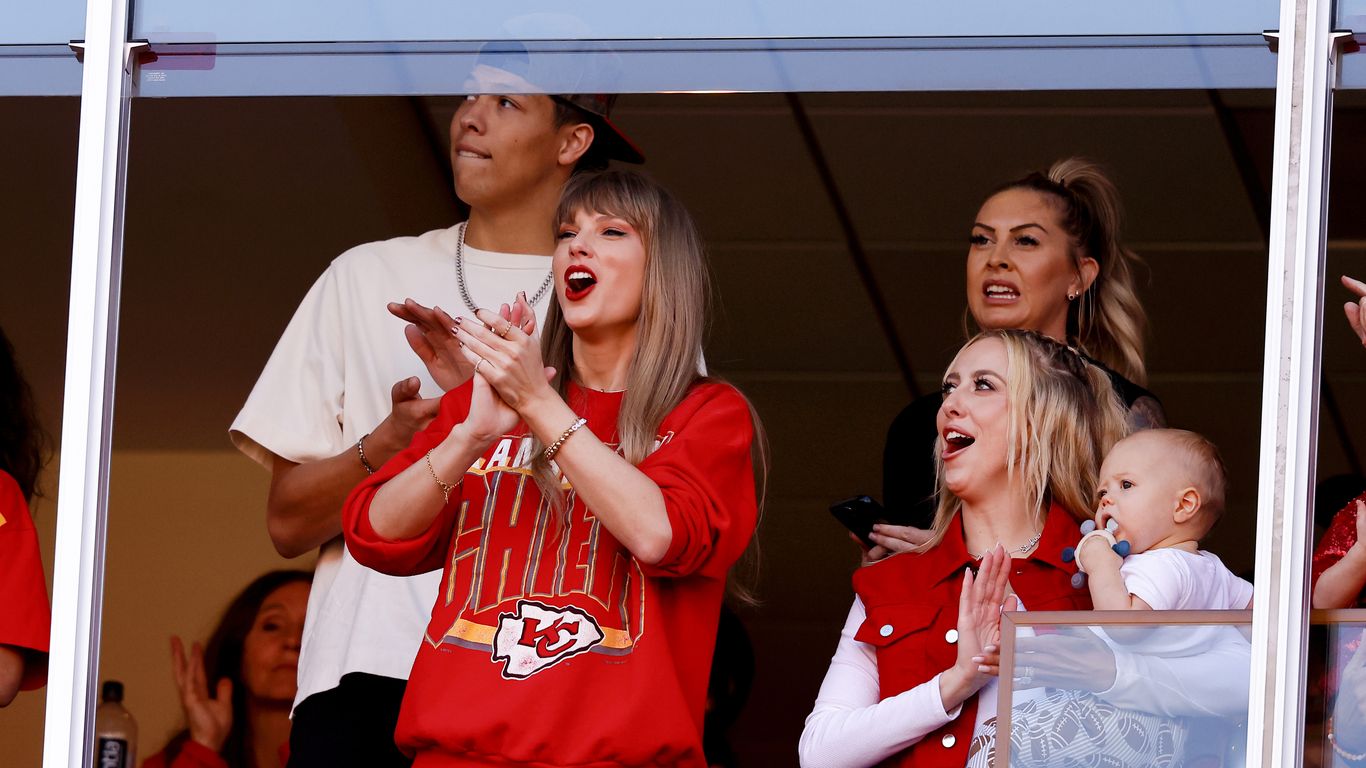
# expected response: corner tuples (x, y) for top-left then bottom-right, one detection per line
(94, 680), (137, 768)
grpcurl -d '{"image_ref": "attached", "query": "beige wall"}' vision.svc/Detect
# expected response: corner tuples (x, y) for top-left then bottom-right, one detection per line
(0, 451), (311, 766)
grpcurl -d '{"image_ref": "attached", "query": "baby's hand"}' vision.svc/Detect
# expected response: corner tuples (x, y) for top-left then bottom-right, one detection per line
(1077, 530), (1122, 573)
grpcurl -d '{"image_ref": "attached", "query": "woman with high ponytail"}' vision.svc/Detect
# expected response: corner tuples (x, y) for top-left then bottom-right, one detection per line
(879, 158), (1162, 541)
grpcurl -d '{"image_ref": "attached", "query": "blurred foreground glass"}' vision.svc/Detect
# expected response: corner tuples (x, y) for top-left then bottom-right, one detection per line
(1306, 612), (1366, 768)
(997, 611), (1253, 768)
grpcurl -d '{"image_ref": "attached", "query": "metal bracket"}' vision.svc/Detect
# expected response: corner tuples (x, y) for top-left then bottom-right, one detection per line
(68, 40), (151, 70)
(1263, 29), (1356, 56)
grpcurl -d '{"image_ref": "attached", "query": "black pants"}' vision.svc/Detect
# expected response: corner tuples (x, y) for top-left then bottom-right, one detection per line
(288, 672), (413, 768)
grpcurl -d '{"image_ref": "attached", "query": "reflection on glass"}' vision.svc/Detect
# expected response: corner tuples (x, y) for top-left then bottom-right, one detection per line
(998, 613), (1252, 768)
(134, 37), (1278, 98)
(129, 0), (1279, 46)
(1308, 618), (1366, 768)
(0, 0), (84, 45)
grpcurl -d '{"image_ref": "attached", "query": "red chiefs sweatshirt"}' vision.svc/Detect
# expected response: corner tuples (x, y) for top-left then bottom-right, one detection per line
(343, 381), (757, 767)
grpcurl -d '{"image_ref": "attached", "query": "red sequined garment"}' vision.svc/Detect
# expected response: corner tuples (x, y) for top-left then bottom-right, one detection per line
(1312, 490), (1366, 608)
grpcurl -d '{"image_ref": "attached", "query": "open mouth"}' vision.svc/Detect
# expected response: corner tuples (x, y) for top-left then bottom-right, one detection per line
(942, 428), (976, 457)
(564, 266), (598, 301)
(983, 281), (1020, 302)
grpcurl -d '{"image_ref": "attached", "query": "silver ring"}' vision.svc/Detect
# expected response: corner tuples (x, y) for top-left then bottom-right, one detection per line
(474, 358), (486, 375)
(1017, 665), (1034, 685)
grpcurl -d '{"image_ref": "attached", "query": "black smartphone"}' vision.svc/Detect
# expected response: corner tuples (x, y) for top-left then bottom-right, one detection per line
(829, 495), (887, 549)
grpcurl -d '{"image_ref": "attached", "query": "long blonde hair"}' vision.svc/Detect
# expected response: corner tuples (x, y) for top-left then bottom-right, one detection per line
(918, 329), (1129, 552)
(530, 172), (769, 581)
(995, 158), (1150, 386)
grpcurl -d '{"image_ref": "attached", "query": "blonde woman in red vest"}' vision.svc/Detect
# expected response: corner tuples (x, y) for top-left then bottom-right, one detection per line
(800, 330), (1125, 768)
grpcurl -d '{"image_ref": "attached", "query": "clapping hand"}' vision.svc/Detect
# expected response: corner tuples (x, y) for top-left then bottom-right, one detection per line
(1343, 275), (1366, 348)
(169, 636), (232, 753)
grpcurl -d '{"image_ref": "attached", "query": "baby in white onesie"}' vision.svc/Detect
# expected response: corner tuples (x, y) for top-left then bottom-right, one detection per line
(1077, 428), (1253, 616)
(991, 429), (1253, 768)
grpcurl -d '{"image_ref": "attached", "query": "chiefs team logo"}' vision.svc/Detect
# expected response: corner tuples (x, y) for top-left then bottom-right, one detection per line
(492, 600), (605, 680)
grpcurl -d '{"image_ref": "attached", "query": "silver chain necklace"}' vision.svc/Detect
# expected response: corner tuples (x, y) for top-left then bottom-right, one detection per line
(454, 221), (555, 315)
(969, 529), (1043, 560)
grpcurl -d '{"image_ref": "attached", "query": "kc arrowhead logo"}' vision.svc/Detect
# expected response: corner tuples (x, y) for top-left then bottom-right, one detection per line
(492, 600), (605, 679)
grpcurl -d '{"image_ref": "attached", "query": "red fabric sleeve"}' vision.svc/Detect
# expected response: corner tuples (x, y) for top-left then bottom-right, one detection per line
(342, 383), (472, 577)
(1312, 491), (1366, 604)
(0, 471), (50, 690)
(636, 384), (757, 580)
(140, 740), (229, 768)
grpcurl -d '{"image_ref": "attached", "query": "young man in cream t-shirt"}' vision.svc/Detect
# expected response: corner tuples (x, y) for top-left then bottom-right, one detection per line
(231, 83), (644, 766)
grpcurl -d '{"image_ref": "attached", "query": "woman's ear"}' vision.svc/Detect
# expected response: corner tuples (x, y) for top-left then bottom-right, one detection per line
(1172, 488), (1201, 524)
(558, 123), (594, 168)
(1072, 255), (1100, 297)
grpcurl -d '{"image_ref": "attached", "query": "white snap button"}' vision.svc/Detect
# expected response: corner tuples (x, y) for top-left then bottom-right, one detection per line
(942, 734), (957, 748)
(879, 624), (893, 637)
(945, 629), (959, 644)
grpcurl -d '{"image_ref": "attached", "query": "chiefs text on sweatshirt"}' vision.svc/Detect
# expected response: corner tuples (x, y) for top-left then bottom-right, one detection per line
(344, 381), (757, 767)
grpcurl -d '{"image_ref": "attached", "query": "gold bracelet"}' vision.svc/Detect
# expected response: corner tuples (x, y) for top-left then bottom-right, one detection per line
(424, 449), (459, 505)
(1331, 717), (1366, 763)
(356, 433), (377, 474)
(543, 417), (588, 462)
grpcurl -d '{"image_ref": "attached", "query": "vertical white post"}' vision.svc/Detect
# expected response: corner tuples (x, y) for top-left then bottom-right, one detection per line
(43, 0), (133, 763)
(1246, 0), (1338, 765)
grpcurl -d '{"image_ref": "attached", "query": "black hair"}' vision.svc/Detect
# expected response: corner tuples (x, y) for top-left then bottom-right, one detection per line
(0, 325), (50, 501)
(160, 570), (312, 767)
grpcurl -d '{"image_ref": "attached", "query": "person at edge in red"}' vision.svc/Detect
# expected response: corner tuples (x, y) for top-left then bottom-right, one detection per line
(143, 571), (311, 768)
(1312, 275), (1366, 612)
(0, 323), (53, 707)
(342, 170), (764, 767)
(800, 330), (1129, 768)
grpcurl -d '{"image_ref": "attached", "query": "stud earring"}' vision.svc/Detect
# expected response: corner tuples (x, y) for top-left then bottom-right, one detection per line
(1067, 291), (1078, 301)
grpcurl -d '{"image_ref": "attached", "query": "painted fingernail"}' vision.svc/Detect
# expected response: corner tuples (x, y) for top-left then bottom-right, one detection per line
(454, 317), (462, 325)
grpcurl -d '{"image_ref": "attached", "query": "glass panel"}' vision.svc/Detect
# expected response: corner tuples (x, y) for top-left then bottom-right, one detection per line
(102, 81), (1275, 764)
(1306, 612), (1366, 768)
(131, 0), (1279, 45)
(134, 37), (1277, 97)
(0, 46), (83, 97)
(0, 94), (78, 766)
(1000, 612), (1253, 768)
(0, 0), (85, 45)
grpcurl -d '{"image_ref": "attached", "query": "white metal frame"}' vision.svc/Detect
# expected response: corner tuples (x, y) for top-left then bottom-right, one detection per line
(37, 0), (1343, 765)
(43, 0), (134, 763)
(1246, 0), (1339, 765)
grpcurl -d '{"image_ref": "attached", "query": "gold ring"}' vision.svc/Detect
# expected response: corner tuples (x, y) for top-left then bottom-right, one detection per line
(499, 322), (513, 338)
(474, 358), (486, 374)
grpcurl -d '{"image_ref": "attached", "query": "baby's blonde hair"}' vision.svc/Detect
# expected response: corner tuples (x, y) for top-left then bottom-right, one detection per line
(1126, 429), (1228, 534)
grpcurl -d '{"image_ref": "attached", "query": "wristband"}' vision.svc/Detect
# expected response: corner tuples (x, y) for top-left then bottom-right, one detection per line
(356, 433), (377, 474)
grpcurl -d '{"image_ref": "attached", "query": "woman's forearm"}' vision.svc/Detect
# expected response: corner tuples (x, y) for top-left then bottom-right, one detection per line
(367, 425), (488, 541)
(519, 395), (673, 564)
(1313, 546), (1366, 609)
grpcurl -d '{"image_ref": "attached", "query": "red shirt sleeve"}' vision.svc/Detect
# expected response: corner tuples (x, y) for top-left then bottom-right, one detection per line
(140, 740), (229, 768)
(1312, 491), (1366, 604)
(342, 383), (471, 577)
(636, 383), (757, 580)
(0, 471), (50, 690)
